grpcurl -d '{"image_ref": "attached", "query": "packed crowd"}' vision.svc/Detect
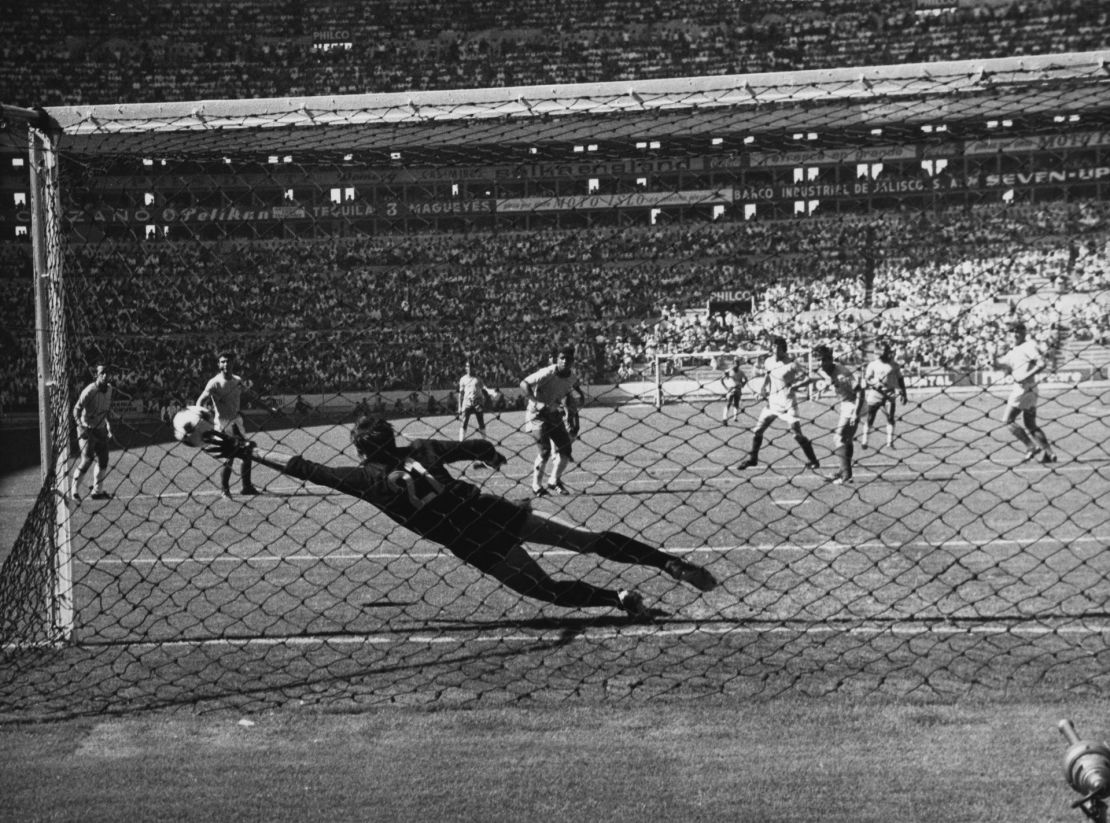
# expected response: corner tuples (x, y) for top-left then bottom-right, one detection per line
(2, 199), (1108, 414)
(2, 0), (1107, 106)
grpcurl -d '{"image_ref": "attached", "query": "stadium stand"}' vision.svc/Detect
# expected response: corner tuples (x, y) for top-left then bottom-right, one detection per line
(0, 0), (1107, 105)
(1, 200), (1107, 411)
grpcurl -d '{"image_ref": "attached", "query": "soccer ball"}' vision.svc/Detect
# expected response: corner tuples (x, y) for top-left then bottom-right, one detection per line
(173, 406), (214, 447)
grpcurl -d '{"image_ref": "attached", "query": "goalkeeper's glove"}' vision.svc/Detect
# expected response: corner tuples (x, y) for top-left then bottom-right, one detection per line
(202, 430), (255, 460)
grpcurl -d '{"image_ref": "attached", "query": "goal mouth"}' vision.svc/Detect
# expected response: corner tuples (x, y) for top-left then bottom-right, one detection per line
(3, 50), (1110, 717)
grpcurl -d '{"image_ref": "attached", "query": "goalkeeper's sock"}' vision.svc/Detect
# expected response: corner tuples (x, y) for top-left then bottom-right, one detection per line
(590, 531), (668, 570)
(549, 453), (568, 486)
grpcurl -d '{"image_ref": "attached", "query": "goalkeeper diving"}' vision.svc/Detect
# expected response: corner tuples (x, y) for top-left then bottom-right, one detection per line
(202, 415), (718, 620)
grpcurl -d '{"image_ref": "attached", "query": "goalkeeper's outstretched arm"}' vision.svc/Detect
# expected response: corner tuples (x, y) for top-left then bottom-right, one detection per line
(203, 431), (290, 472)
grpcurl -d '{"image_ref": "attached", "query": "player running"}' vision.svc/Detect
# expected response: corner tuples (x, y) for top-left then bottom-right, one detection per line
(201, 415), (718, 620)
(735, 336), (820, 472)
(860, 343), (908, 450)
(997, 321), (1057, 464)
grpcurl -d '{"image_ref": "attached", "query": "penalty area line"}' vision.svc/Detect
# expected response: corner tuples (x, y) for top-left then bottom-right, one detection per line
(81, 533), (1110, 566)
(101, 618), (1110, 654)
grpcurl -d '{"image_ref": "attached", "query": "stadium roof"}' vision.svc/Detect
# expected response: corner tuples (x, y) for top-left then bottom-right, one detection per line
(2, 51), (1108, 156)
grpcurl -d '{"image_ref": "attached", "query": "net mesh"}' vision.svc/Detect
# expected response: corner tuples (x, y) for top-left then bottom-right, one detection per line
(2, 53), (1110, 718)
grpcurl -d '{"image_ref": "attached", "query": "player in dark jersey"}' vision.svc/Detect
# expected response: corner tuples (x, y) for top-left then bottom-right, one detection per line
(202, 415), (718, 620)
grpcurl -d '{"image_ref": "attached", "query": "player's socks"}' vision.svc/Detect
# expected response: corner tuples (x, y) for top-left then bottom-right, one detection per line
(740, 432), (764, 468)
(797, 434), (819, 468)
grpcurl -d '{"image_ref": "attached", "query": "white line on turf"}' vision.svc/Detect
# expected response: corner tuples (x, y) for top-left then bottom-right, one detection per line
(102, 618), (1110, 652)
(83, 532), (1110, 566)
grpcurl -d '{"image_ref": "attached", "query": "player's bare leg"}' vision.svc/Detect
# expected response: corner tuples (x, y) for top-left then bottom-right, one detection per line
(71, 460), (92, 501)
(1024, 409), (1056, 462)
(531, 453), (549, 495)
(547, 452), (570, 494)
(1004, 407), (1038, 459)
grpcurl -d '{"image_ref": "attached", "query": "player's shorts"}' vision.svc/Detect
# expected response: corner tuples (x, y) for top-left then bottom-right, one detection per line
(78, 427), (109, 463)
(530, 411), (573, 457)
(865, 394), (896, 424)
(725, 389), (742, 409)
(865, 389), (895, 409)
(1007, 383), (1038, 411)
(758, 397), (800, 427)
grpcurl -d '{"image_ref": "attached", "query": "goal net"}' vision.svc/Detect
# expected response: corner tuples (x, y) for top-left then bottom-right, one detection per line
(3, 51), (1110, 717)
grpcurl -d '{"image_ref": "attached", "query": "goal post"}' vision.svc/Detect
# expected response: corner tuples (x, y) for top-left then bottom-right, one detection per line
(0, 106), (75, 647)
(28, 122), (75, 643)
(653, 348), (821, 408)
(653, 349), (760, 408)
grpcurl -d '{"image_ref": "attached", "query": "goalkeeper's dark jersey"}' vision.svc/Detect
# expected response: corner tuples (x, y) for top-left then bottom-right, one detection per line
(282, 439), (528, 562)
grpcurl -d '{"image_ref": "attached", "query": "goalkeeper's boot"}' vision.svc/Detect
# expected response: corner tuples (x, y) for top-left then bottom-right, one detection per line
(90, 489), (113, 500)
(664, 558), (718, 592)
(618, 590), (652, 621)
(546, 480), (571, 496)
(532, 484), (549, 498)
(736, 457), (758, 470)
(1023, 447), (1041, 462)
(241, 485), (261, 495)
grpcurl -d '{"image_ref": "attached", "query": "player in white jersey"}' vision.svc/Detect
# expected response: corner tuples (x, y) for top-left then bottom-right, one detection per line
(457, 358), (498, 441)
(809, 345), (865, 484)
(736, 336), (819, 471)
(998, 322), (1056, 464)
(520, 345), (586, 496)
(860, 343), (908, 450)
(196, 353), (260, 497)
(71, 363), (116, 502)
(720, 361), (747, 425)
